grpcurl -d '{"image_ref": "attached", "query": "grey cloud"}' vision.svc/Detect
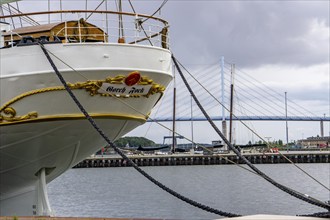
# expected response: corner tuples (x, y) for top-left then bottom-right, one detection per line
(162, 1), (329, 68)
(14, 1), (329, 69)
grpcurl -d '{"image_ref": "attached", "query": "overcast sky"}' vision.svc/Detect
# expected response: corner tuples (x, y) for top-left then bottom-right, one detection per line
(163, 0), (329, 68)
(16, 0), (328, 68)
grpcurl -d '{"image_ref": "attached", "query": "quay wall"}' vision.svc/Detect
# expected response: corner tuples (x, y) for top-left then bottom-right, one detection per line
(73, 151), (330, 168)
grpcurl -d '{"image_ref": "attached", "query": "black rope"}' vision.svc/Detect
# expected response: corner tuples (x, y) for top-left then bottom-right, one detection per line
(299, 211), (330, 218)
(141, 0), (168, 24)
(172, 55), (330, 212)
(127, 0), (153, 46)
(38, 42), (241, 218)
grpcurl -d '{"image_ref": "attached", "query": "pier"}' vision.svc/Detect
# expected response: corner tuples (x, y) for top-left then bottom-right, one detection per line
(73, 151), (330, 168)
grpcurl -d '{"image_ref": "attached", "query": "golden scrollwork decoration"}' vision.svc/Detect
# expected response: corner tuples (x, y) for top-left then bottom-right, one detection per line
(0, 107), (38, 123)
(105, 75), (126, 84)
(67, 81), (103, 96)
(147, 84), (165, 97)
(68, 73), (165, 98)
(0, 72), (164, 124)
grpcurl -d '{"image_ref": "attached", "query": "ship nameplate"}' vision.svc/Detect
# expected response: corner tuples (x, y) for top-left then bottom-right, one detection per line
(98, 84), (153, 96)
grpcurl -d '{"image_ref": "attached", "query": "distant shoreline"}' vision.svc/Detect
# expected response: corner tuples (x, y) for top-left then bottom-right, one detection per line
(73, 150), (330, 168)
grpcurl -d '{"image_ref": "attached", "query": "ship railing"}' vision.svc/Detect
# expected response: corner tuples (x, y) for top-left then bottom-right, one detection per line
(1, 30), (23, 48)
(0, 10), (170, 49)
(54, 21), (109, 43)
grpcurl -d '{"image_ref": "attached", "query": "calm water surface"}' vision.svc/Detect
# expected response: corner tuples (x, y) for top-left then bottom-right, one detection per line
(48, 164), (330, 219)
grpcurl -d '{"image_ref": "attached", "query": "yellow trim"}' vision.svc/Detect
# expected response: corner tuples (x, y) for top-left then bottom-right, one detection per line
(0, 73), (164, 124)
(0, 74), (165, 112)
(0, 86), (64, 112)
(0, 107), (38, 123)
(0, 113), (147, 126)
(67, 74), (165, 97)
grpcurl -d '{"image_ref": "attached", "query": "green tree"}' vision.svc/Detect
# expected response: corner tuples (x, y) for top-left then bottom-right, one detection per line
(113, 136), (156, 148)
(278, 139), (283, 146)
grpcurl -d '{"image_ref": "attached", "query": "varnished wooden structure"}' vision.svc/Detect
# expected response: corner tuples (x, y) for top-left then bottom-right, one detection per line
(3, 18), (107, 45)
(0, 10), (169, 48)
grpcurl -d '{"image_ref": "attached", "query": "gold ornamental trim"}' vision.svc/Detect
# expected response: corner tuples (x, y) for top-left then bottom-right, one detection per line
(68, 73), (165, 97)
(0, 73), (164, 124)
(0, 113), (147, 126)
(0, 107), (38, 123)
(0, 86), (64, 112)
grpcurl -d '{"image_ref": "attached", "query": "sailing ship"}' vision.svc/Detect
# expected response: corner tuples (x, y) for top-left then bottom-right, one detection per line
(0, 0), (172, 216)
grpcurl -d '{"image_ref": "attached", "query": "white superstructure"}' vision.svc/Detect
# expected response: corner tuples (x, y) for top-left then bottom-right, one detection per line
(0, 4), (172, 216)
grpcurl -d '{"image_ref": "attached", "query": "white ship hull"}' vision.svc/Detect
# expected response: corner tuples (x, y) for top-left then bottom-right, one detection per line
(0, 43), (172, 215)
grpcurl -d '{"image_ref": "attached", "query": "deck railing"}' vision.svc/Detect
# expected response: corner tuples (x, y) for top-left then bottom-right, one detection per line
(0, 10), (170, 49)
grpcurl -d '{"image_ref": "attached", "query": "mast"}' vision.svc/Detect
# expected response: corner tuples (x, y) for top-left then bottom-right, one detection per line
(47, 0), (50, 24)
(221, 56), (227, 150)
(320, 114), (325, 137)
(59, 0), (62, 22)
(117, 0), (125, 43)
(190, 95), (194, 148)
(229, 64), (235, 144)
(285, 92), (289, 146)
(105, 0), (108, 36)
(85, 0), (87, 19)
(0, 5), (4, 22)
(172, 66), (176, 153)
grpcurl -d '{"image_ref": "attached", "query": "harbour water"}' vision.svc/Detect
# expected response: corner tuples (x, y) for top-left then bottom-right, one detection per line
(48, 164), (330, 219)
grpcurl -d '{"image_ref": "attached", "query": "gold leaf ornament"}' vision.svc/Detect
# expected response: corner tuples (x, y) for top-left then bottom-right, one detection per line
(0, 107), (38, 122)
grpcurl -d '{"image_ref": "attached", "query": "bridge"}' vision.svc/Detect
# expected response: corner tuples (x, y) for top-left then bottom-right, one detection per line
(149, 116), (330, 122)
(148, 58), (328, 122)
(143, 57), (329, 142)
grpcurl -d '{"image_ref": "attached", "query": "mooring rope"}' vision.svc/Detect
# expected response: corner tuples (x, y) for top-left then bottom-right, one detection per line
(38, 40), (329, 217)
(33, 45), (258, 175)
(38, 42), (241, 218)
(172, 55), (330, 213)
(298, 211), (330, 218)
(176, 59), (330, 192)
